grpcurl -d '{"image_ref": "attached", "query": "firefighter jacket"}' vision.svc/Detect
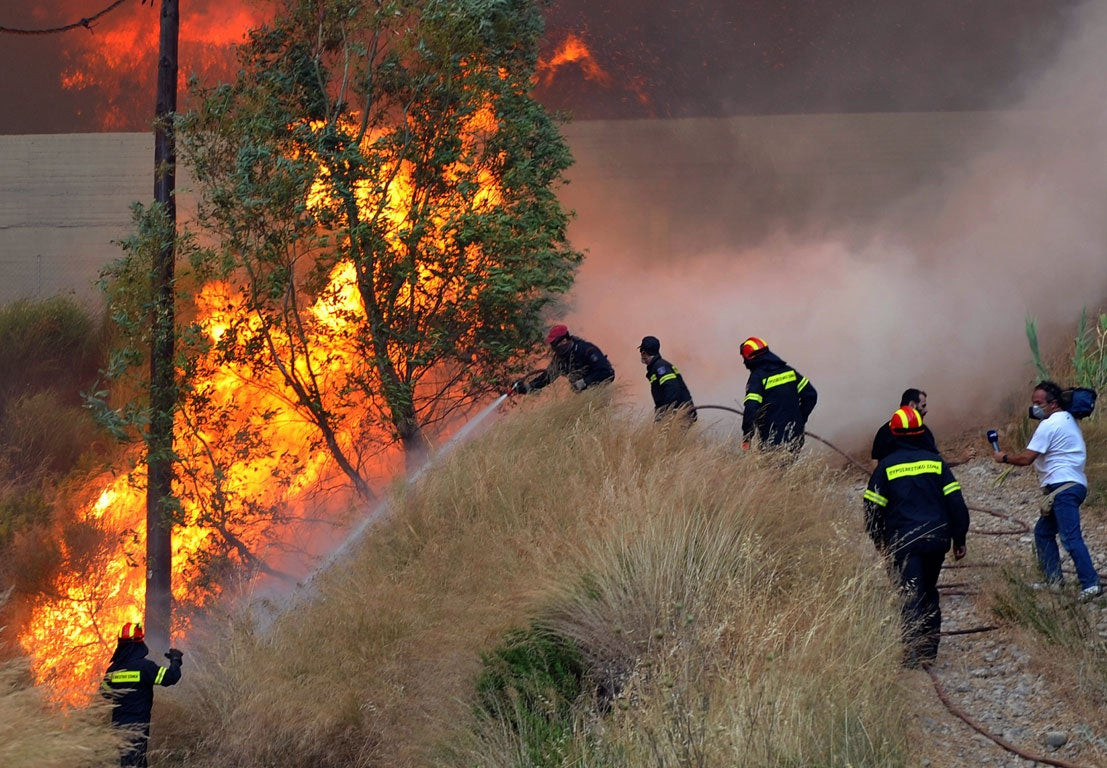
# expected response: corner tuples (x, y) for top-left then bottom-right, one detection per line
(741, 352), (816, 444)
(526, 336), (615, 392)
(645, 355), (695, 417)
(101, 640), (182, 726)
(863, 440), (970, 554)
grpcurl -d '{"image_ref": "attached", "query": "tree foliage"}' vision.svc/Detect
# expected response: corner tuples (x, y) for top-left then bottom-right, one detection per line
(180, 0), (581, 490)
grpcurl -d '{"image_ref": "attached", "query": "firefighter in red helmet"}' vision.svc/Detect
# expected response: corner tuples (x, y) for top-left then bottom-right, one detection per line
(739, 336), (817, 450)
(511, 324), (614, 394)
(101, 621), (183, 767)
(864, 407), (969, 668)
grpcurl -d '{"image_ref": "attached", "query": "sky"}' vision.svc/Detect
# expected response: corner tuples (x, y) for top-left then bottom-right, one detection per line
(0, 0), (1083, 134)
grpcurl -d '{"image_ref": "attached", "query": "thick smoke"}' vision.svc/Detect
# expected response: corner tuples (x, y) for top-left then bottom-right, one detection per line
(555, 0), (1107, 455)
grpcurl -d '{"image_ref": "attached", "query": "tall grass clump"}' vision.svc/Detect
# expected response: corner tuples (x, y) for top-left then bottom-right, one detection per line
(0, 297), (106, 493)
(989, 567), (1107, 710)
(155, 392), (909, 768)
(0, 593), (122, 768)
(0, 297), (111, 623)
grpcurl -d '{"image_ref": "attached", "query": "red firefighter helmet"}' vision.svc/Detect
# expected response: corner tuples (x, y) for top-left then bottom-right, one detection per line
(545, 324), (570, 345)
(119, 621), (145, 642)
(739, 336), (769, 360)
(889, 406), (925, 435)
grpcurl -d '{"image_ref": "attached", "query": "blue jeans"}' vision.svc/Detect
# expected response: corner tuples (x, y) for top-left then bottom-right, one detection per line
(1034, 483), (1099, 590)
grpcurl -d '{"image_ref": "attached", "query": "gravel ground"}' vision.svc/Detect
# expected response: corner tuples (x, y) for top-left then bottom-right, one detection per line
(844, 452), (1107, 768)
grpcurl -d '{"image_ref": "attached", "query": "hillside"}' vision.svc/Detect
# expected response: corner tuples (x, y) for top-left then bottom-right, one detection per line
(142, 391), (908, 768)
(4, 381), (1107, 766)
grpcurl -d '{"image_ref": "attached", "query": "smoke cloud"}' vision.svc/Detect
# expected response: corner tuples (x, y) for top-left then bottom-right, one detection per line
(555, 0), (1107, 456)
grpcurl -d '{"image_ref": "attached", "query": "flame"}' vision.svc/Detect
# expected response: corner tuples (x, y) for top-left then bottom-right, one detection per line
(53, 0), (270, 131)
(18, 103), (510, 703)
(538, 33), (613, 88)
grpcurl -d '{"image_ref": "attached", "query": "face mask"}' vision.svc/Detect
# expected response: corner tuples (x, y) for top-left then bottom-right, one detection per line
(1029, 404), (1047, 420)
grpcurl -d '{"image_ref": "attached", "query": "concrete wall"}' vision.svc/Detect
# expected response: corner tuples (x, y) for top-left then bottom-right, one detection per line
(0, 112), (994, 305)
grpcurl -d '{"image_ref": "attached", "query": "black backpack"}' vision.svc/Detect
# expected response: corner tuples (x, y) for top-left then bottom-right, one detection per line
(1061, 387), (1098, 419)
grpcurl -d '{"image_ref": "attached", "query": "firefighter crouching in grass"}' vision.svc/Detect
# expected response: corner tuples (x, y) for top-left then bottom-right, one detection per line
(739, 336), (817, 451)
(511, 324), (615, 395)
(101, 621), (183, 767)
(638, 335), (696, 424)
(864, 406), (969, 669)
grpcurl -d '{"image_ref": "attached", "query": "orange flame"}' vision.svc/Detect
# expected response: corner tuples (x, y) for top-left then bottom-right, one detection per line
(19, 106), (508, 703)
(538, 33), (613, 88)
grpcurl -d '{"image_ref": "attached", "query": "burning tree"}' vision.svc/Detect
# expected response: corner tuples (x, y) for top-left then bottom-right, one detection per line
(12, 0), (582, 700)
(179, 0), (581, 485)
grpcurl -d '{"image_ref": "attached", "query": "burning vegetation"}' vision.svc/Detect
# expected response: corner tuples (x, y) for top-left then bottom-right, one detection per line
(5, 0), (585, 702)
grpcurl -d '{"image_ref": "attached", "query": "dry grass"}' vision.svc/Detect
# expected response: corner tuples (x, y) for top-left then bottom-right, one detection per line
(152, 392), (909, 768)
(0, 603), (122, 768)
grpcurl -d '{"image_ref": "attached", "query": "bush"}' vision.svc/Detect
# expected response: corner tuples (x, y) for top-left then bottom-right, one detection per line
(0, 297), (103, 411)
(474, 625), (586, 768)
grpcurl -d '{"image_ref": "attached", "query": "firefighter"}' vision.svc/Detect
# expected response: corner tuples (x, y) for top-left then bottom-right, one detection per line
(739, 336), (817, 450)
(864, 407), (969, 668)
(101, 622), (183, 768)
(638, 335), (696, 422)
(871, 388), (975, 467)
(511, 324), (614, 394)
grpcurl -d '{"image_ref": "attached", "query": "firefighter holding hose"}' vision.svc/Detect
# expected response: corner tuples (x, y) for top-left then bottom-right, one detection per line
(101, 621), (183, 767)
(739, 336), (817, 451)
(638, 335), (695, 423)
(511, 324), (614, 395)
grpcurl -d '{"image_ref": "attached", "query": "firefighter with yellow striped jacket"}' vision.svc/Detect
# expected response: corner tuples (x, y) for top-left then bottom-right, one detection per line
(101, 622), (183, 767)
(864, 407), (969, 668)
(739, 336), (817, 449)
(638, 335), (695, 422)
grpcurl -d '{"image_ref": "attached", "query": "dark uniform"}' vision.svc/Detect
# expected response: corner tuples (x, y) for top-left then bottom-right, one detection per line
(517, 335), (614, 393)
(645, 355), (695, 420)
(101, 625), (183, 768)
(864, 430), (969, 666)
(741, 350), (817, 448)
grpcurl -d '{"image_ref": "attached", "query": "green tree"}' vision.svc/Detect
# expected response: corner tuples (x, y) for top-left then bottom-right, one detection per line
(179, 0), (581, 492)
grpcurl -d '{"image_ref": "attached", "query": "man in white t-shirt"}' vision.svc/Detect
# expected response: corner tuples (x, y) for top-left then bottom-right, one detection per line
(993, 380), (1101, 599)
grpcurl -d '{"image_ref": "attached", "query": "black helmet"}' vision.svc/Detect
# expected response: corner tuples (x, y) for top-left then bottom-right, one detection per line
(638, 336), (660, 355)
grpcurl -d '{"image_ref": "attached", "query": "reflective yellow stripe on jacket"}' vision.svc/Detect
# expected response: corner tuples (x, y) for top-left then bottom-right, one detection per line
(744, 392), (763, 404)
(108, 670), (142, 684)
(885, 460), (942, 481)
(763, 370), (797, 389)
(863, 489), (888, 507)
(943, 481), (962, 496)
(154, 667), (167, 685)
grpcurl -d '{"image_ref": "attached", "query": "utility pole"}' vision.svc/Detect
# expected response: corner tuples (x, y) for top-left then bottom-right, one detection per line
(146, 0), (179, 655)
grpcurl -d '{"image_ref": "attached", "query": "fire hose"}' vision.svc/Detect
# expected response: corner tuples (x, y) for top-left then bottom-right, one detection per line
(693, 403), (1095, 768)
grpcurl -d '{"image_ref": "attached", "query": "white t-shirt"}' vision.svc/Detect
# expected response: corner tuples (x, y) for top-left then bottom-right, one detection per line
(1027, 410), (1087, 487)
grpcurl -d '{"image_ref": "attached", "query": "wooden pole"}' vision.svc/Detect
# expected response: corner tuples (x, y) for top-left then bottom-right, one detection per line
(145, 0), (179, 655)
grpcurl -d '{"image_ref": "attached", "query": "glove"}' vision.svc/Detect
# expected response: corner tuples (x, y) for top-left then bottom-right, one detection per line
(511, 379), (528, 395)
(572, 378), (587, 391)
(165, 648), (184, 664)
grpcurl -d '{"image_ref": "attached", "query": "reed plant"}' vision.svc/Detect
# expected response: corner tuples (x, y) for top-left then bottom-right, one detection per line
(156, 393), (910, 768)
(1025, 308), (1107, 496)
